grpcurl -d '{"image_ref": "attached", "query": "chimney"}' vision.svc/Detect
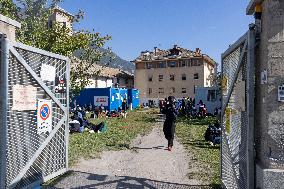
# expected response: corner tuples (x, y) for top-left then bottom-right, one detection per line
(0, 14), (21, 42)
(174, 44), (178, 49)
(196, 48), (201, 54)
(154, 47), (157, 55)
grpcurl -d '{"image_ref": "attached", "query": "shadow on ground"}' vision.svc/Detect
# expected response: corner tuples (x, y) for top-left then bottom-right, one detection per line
(131, 145), (165, 150)
(183, 140), (220, 150)
(43, 171), (220, 189)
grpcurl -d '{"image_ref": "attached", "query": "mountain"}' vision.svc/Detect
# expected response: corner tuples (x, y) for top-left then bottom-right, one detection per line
(74, 48), (135, 74)
(99, 48), (135, 74)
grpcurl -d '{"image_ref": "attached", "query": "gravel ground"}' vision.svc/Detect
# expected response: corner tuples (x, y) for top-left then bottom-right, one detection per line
(48, 119), (210, 189)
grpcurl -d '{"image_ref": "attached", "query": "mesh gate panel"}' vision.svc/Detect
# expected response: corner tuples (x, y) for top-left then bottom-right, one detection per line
(3, 42), (69, 188)
(221, 37), (248, 189)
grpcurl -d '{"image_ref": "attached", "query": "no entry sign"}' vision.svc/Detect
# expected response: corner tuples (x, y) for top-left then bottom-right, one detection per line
(37, 99), (52, 134)
(40, 104), (50, 121)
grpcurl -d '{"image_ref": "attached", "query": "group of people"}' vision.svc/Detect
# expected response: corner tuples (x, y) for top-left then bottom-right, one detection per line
(159, 97), (208, 118)
(161, 96), (221, 151)
(71, 98), (128, 120)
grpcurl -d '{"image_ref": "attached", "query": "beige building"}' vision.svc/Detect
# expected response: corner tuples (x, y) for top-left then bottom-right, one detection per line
(48, 6), (74, 34)
(134, 45), (216, 105)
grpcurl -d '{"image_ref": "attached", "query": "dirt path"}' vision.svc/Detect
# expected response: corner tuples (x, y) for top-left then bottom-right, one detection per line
(51, 119), (207, 189)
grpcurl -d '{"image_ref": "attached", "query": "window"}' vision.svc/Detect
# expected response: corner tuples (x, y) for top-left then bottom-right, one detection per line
(170, 87), (175, 94)
(48, 20), (53, 28)
(149, 88), (152, 94)
(159, 75), (163, 81)
(158, 88), (164, 94)
(117, 78), (120, 84)
(125, 79), (128, 84)
(147, 63), (153, 69)
(193, 85), (196, 94)
(170, 74), (175, 81)
(180, 60), (186, 67)
(196, 59), (201, 66)
(148, 76), (153, 82)
(207, 90), (217, 101)
(182, 88), (186, 94)
(158, 62), (166, 68)
(62, 22), (67, 28)
(194, 73), (199, 79)
(168, 62), (176, 67)
(182, 74), (186, 81)
(188, 59), (192, 67)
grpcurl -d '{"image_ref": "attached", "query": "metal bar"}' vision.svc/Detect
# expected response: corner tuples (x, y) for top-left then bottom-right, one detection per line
(9, 46), (67, 113)
(220, 50), (224, 182)
(246, 24), (256, 189)
(43, 168), (67, 182)
(65, 59), (70, 171)
(12, 41), (69, 61)
(221, 41), (248, 117)
(0, 34), (9, 189)
(222, 32), (248, 60)
(9, 115), (67, 188)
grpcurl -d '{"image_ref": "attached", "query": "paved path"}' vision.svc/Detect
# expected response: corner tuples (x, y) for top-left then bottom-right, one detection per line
(49, 120), (210, 189)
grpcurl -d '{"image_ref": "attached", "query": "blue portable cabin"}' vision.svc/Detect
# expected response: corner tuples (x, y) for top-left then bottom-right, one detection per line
(128, 89), (140, 109)
(75, 88), (122, 111)
(119, 88), (128, 107)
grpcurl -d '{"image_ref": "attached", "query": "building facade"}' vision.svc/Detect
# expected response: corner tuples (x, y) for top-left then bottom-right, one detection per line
(134, 45), (216, 105)
(84, 64), (134, 89)
(48, 6), (73, 34)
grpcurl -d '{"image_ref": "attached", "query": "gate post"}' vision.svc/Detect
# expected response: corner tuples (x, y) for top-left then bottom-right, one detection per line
(0, 14), (20, 189)
(247, 23), (256, 189)
(0, 33), (9, 189)
(247, 1), (284, 188)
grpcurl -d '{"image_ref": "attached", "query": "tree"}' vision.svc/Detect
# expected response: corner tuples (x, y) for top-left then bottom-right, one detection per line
(0, 0), (111, 95)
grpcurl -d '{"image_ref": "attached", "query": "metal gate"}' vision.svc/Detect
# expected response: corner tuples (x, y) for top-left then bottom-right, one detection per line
(0, 34), (70, 188)
(221, 25), (256, 189)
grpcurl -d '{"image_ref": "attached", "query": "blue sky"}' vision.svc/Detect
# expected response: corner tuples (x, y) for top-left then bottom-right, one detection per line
(60, 0), (253, 65)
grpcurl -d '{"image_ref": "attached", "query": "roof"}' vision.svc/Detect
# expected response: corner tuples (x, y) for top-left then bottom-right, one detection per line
(70, 57), (133, 78)
(53, 6), (74, 18)
(247, 0), (263, 15)
(134, 45), (216, 66)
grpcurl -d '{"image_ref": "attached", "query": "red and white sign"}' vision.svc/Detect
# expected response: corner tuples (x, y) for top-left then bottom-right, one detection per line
(37, 99), (52, 134)
(94, 96), (108, 106)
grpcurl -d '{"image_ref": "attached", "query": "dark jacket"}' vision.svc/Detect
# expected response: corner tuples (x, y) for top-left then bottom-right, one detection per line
(163, 103), (178, 122)
(122, 101), (127, 111)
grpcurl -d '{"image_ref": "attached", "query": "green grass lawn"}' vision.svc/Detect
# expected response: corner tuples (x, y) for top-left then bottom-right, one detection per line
(176, 116), (221, 188)
(68, 108), (158, 165)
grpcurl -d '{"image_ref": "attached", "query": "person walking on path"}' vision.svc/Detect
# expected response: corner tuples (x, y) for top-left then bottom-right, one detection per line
(162, 96), (178, 151)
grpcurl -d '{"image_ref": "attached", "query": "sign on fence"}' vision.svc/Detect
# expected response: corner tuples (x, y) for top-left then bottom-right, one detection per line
(12, 85), (37, 111)
(37, 99), (52, 135)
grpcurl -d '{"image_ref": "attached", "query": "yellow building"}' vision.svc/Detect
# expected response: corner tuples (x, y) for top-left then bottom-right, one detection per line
(134, 45), (216, 105)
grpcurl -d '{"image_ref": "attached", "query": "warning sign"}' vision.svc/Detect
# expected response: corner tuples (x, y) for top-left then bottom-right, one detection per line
(37, 99), (52, 135)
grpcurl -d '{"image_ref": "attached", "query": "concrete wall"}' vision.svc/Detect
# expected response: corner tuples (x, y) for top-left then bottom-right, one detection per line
(252, 0), (284, 188)
(0, 14), (21, 41)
